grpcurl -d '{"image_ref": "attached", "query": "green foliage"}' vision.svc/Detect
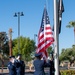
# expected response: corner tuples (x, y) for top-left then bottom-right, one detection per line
(66, 21), (75, 44)
(66, 21), (75, 28)
(2, 41), (9, 55)
(60, 70), (75, 75)
(47, 46), (53, 55)
(0, 32), (9, 55)
(59, 45), (75, 63)
(12, 36), (35, 61)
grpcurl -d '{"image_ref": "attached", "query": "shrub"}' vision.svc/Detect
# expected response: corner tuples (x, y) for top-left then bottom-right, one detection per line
(60, 70), (75, 75)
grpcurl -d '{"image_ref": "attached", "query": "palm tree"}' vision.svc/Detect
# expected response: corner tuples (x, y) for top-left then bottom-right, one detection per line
(66, 21), (75, 44)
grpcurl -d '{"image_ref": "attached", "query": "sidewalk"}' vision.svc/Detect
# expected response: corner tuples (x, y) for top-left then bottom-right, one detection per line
(0, 68), (35, 74)
(0, 67), (49, 75)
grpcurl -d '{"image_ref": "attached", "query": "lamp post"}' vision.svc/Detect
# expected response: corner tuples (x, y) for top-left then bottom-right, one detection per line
(34, 34), (37, 46)
(14, 12), (24, 53)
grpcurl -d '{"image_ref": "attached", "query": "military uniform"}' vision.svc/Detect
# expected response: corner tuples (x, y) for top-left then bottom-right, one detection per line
(15, 54), (25, 75)
(15, 60), (25, 75)
(48, 59), (55, 75)
(8, 56), (16, 75)
(33, 53), (46, 75)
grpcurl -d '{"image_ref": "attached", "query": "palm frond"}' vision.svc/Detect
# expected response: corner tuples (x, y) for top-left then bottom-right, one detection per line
(69, 21), (75, 27)
(66, 25), (71, 28)
(66, 21), (75, 28)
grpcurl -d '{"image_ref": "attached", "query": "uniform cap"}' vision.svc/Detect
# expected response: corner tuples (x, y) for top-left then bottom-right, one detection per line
(35, 53), (42, 57)
(9, 56), (15, 58)
(11, 56), (15, 58)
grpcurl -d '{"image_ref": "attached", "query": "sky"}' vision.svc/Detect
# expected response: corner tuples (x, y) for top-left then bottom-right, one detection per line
(0, 0), (75, 54)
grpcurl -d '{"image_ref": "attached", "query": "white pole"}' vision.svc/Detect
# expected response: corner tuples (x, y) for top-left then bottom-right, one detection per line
(54, 0), (59, 75)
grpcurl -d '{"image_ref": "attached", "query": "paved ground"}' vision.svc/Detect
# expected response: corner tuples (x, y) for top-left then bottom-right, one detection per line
(0, 72), (49, 75)
(0, 72), (34, 75)
(0, 68), (49, 75)
(0, 66), (72, 75)
(0, 69), (33, 75)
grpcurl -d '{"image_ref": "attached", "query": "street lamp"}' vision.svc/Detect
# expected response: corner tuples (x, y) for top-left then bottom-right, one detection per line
(34, 34), (37, 46)
(14, 12), (24, 53)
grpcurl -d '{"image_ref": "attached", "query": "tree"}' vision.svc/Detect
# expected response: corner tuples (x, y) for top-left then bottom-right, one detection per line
(59, 48), (72, 61)
(12, 36), (35, 61)
(66, 21), (75, 44)
(59, 45), (75, 66)
(0, 32), (8, 72)
(0, 32), (9, 55)
(2, 41), (9, 55)
(47, 46), (53, 56)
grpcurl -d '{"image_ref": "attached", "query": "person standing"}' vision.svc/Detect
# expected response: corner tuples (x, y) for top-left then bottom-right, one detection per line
(15, 54), (25, 75)
(48, 58), (55, 75)
(33, 53), (47, 75)
(7, 56), (16, 75)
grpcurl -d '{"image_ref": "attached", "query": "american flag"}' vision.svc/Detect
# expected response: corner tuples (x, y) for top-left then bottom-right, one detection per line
(36, 7), (54, 59)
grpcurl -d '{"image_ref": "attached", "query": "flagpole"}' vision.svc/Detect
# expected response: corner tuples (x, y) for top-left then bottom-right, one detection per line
(54, 0), (59, 75)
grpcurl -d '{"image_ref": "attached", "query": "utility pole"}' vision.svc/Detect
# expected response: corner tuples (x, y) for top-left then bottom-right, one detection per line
(54, 0), (59, 75)
(9, 28), (12, 56)
(34, 34), (37, 46)
(14, 12), (24, 53)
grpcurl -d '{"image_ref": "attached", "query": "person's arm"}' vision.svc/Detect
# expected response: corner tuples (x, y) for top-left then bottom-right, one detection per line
(44, 60), (51, 67)
(8, 62), (15, 70)
(23, 61), (25, 69)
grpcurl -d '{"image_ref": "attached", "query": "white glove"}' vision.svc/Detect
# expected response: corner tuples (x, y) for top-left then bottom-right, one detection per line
(11, 58), (15, 63)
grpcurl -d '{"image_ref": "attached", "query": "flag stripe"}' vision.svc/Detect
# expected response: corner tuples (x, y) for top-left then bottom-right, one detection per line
(38, 37), (54, 48)
(37, 39), (54, 53)
(45, 32), (53, 35)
